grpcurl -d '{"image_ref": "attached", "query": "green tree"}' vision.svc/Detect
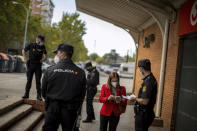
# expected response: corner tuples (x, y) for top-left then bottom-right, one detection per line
(124, 53), (136, 62)
(44, 13), (88, 61)
(0, 0), (30, 51)
(89, 53), (99, 61)
(96, 57), (104, 64)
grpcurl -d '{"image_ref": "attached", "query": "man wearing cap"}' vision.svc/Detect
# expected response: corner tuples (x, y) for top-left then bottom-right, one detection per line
(129, 59), (157, 131)
(42, 43), (86, 131)
(83, 62), (99, 123)
(22, 35), (47, 100)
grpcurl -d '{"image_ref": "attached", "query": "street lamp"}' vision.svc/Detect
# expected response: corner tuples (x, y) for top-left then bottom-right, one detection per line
(13, 1), (30, 49)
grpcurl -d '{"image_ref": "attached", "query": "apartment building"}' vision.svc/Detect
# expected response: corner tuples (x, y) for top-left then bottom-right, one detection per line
(31, 0), (54, 25)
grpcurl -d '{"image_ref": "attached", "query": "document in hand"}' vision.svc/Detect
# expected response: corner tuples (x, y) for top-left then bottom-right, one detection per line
(122, 94), (136, 100)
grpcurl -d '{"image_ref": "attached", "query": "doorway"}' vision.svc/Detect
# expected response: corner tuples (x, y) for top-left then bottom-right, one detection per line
(175, 35), (197, 131)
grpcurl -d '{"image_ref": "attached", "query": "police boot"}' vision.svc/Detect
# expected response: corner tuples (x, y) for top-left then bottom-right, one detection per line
(92, 114), (95, 120)
(22, 91), (29, 99)
(37, 94), (42, 101)
(82, 117), (92, 123)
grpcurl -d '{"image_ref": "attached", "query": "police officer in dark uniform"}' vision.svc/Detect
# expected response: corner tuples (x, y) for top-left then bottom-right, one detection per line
(22, 35), (47, 100)
(83, 62), (99, 123)
(42, 43), (86, 131)
(129, 59), (157, 131)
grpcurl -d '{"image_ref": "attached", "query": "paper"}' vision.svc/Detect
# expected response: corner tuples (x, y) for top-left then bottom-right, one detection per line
(122, 94), (136, 100)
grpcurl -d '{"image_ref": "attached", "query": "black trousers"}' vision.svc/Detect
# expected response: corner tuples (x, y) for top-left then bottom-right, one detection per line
(86, 87), (97, 119)
(25, 63), (42, 96)
(42, 104), (79, 131)
(135, 110), (155, 131)
(100, 113), (120, 131)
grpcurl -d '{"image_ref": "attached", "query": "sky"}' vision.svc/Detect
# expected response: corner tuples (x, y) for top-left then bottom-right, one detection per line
(51, 0), (136, 57)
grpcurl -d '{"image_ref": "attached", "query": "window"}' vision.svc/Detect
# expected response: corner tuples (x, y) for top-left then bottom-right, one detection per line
(123, 67), (128, 72)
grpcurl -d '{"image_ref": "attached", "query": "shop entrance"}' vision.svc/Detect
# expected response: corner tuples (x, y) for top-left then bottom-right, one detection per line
(175, 35), (197, 131)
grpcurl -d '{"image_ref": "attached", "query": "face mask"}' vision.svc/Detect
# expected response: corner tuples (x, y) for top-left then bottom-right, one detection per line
(54, 55), (60, 64)
(139, 69), (145, 78)
(40, 42), (44, 46)
(111, 82), (118, 87)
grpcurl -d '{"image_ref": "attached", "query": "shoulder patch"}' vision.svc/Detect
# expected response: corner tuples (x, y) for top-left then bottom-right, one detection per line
(142, 86), (147, 92)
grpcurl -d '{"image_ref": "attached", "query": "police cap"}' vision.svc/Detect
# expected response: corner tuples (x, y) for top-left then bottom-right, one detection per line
(53, 43), (74, 54)
(138, 59), (151, 71)
(85, 62), (92, 68)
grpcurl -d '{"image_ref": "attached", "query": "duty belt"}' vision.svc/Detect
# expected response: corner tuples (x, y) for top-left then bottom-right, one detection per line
(134, 104), (147, 114)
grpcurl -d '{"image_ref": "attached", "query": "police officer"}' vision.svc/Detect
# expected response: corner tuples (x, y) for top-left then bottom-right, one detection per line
(42, 43), (86, 131)
(82, 62), (99, 123)
(129, 59), (157, 131)
(22, 35), (47, 100)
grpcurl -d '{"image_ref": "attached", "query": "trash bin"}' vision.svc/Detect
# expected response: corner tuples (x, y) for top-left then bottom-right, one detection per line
(8, 55), (17, 72)
(14, 55), (26, 73)
(0, 53), (9, 72)
(0, 56), (3, 72)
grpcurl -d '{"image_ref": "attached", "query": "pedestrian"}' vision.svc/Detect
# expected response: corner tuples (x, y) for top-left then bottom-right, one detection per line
(129, 59), (157, 131)
(82, 62), (100, 123)
(42, 43), (86, 131)
(99, 72), (127, 131)
(22, 35), (47, 100)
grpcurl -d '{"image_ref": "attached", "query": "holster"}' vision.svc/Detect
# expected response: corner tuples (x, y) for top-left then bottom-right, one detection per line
(134, 103), (147, 115)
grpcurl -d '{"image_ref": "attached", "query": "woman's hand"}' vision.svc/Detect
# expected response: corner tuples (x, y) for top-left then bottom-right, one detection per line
(129, 97), (136, 102)
(115, 96), (121, 103)
(107, 95), (115, 101)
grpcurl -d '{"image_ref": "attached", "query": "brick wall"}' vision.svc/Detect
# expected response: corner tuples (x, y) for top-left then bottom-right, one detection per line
(133, 19), (180, 130)
(134, 23), (162, 95)
(162, 13), (180, 130)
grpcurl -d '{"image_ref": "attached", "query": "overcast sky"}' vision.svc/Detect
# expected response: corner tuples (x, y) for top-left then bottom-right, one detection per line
(51, 0), (136, 57)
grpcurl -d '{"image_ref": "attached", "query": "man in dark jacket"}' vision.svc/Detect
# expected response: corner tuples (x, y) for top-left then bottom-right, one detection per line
(22, 35), (47, 100)
(42, 43), (86, 131)
(83, 62), (99, 123)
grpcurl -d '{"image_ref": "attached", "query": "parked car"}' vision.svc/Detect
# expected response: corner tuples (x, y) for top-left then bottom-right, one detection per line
(104, 64), (120, 74)
(104, 66), (113, 74)
(100, 65), (108, 72)
(117, 63), (135, 78)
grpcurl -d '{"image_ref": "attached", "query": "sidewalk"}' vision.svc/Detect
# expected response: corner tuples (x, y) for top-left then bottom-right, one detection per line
(0, 73), (166, 131)
(80, 102), (165, 131)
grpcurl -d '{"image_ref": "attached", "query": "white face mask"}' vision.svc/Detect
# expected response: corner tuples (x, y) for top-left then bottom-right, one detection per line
(111, 82), (118, 87)
(139, 69), (145, 78)
(54, 55), (60, 64)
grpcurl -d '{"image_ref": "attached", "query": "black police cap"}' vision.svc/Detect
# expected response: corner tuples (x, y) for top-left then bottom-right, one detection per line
(85, 62), (92, 68)
(37, 35), (45, 42)
(53, 43), (74, 54)
(138, 59), (151, 71)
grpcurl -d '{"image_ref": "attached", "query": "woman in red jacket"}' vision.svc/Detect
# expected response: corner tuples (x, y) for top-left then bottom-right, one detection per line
(99, 72), (127, 131)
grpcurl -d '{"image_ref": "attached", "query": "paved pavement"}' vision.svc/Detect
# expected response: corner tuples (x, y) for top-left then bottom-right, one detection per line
(0, 73), (165, 131)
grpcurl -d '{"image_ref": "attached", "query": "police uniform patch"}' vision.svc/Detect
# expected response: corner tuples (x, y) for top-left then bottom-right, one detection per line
(142, 86), (147, 92)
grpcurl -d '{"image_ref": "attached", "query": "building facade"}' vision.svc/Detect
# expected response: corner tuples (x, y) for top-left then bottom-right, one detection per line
(31, 0), (54, 25)
(76, 0), (197, 131)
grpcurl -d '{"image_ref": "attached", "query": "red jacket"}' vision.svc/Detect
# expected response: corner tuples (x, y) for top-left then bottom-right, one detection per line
(99, 84), (127, 116)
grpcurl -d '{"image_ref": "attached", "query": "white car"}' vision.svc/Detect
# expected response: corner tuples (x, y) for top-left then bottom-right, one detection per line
(118, 63), (135, 78)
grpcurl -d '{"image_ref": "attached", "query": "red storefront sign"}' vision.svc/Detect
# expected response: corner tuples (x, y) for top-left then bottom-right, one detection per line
(179, 0), (197, 36)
